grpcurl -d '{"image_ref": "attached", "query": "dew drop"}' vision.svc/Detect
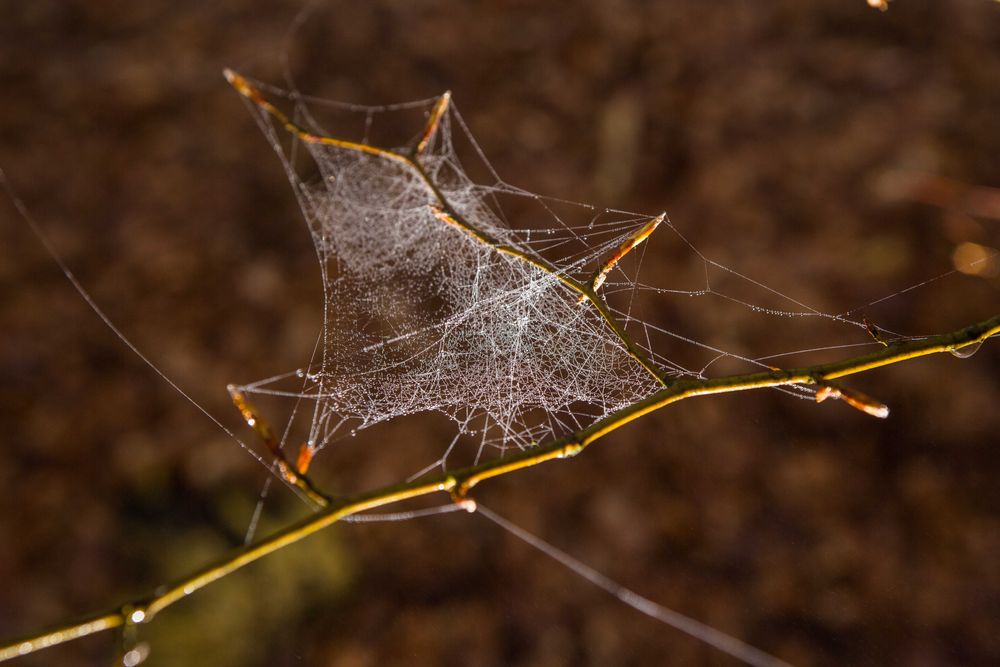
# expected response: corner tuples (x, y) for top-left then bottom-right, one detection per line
(350, 429), (357, 437)
(295, 369), (305, 378)
(949, 341), (982, 359)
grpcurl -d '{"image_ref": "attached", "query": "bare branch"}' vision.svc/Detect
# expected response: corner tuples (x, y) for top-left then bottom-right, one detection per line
(3, 312), (995, 662)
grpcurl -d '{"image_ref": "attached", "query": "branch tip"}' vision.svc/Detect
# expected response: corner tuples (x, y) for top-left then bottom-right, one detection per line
(415, 91), (452, 156)
(222, 68), (261, 104)
(815, 383), (889, 419)
(586, 212), (664, 297)
(295, 443), (315, 475)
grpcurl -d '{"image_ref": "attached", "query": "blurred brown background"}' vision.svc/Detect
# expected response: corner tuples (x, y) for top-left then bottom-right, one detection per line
(1, 1), (999, 665)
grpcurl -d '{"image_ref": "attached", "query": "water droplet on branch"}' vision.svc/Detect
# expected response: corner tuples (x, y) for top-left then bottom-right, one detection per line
(949, 341), (982, 359)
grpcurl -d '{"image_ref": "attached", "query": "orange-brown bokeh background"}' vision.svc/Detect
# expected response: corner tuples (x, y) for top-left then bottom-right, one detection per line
(1, 2), (999, 665)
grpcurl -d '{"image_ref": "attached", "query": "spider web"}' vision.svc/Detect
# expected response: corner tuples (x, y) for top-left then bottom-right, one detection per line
(2, 65), (995, 667)
(226, 79), (896, 480)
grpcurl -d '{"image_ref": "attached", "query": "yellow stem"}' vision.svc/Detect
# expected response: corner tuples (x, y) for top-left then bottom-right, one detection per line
(2, 313), (996, 662)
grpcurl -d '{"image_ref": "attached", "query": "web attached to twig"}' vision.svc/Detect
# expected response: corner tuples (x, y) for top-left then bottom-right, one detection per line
(226, 77), (944, 481)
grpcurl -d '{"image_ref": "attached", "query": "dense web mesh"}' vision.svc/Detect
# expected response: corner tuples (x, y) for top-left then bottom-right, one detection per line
(229, 79), (853, 474)
(302, 144), (662, 448)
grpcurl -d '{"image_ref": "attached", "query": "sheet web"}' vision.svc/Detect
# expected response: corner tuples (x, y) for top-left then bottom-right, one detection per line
(3, 70), (996, 667)
(228, 77), (859, 482)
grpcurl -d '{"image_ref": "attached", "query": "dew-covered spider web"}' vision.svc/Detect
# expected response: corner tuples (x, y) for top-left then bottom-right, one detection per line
(3, 61), (997, 667)
(226, 76), (980, 483)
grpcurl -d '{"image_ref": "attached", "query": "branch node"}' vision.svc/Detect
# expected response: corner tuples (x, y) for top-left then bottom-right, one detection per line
(559, 441), (584, 459)
(448, 476), (479, 512)
(452, 493), (478, 513)
(228, 385), (331, 506)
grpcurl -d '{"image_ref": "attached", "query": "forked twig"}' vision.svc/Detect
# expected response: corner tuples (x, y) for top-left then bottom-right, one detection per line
(224, 69), (672, 388)
(2, 313), (997, 662)
(227, 386), (330, 507)
(426, 204), (670, 385)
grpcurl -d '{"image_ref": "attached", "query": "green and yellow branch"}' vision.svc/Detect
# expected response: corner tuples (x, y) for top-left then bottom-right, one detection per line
(2, 312), (996, 662)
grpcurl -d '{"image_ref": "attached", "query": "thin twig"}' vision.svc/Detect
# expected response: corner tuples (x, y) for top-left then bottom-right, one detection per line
(586, 212), (663, 296)
(2, 312), (996, 662)
(227, 386), (330, 506)
(414, 91), (451, 156)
